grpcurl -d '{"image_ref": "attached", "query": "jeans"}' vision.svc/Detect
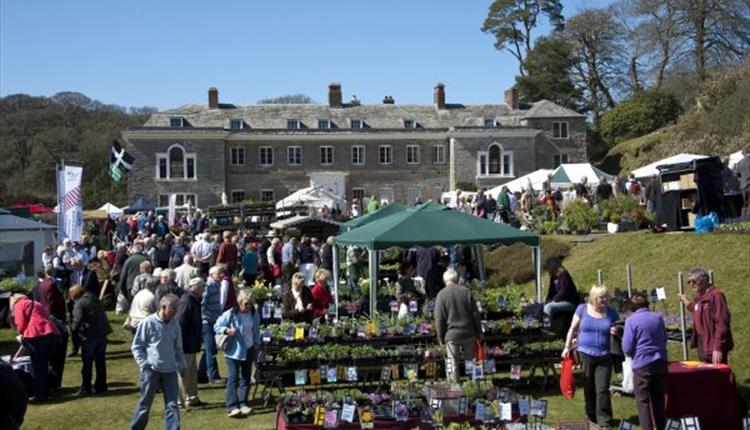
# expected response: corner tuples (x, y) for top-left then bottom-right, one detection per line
(197, 322), (220, 381)
(81, 337), (108, 392)
(579, 352), (613, 429)
(130, 368), (180, 430)
(225, 347), (255, 411)
(633, 360), (667, 430)
(23, 333), (57, 400)
(543, 301), (576, 319)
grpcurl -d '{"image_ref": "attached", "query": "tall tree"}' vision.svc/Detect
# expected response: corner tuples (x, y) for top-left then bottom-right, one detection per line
(515, 36), (581, 109)
(629, 0), (684, 89)
(481, 0), (564, 76)
(563, 9), (628, 127)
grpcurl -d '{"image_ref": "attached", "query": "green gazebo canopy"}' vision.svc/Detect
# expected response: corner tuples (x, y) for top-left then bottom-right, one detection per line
(340, 202), (405, 231)
(334, 202), (539, 250)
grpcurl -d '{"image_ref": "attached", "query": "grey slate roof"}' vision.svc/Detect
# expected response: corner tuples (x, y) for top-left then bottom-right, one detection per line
(0, 211), (56, 231)
(144, 99), (581, 129)
(523, 100), (585, 118)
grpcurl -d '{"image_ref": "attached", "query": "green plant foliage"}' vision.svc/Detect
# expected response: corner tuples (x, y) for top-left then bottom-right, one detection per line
(561, 200), (599, 234)
(0, 278), (35, 293)
(600, 90), (682, 147)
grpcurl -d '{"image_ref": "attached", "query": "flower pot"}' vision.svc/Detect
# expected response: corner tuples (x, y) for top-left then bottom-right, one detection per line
(607, 222), (619, 233)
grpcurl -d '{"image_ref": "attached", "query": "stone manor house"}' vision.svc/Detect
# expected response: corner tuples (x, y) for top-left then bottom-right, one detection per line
(122, 83), (586, 208)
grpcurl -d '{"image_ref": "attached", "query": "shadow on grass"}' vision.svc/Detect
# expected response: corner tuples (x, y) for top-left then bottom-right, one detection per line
(43, 381), (139, 404)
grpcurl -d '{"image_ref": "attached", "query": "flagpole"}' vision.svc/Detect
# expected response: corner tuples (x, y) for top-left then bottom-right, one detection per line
(57, 159), (64, 242)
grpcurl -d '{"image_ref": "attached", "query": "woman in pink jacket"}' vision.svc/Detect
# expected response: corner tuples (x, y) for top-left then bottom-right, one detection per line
(10, 294), (61, 402)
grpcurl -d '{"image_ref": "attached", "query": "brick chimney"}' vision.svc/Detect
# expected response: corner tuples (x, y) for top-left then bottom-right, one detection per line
(504, 87), (519, 110)
(328, 83), (342, 108)
(382, 96), (394, 104)
(208, 87), (219, 109)
(434, 83), (446, 109)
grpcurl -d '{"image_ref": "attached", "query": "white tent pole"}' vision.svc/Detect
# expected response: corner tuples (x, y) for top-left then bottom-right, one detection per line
(332, 244), (340, 320)
(475, 245), (486, 282)
(535, 246), (543, 302)
(368, 249), (378, 317)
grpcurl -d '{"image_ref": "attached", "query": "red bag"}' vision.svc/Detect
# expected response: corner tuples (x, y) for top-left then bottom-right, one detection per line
(475, 338), (485, 361)
(560, 356), (575, 399)
(271, 264), (281, 278)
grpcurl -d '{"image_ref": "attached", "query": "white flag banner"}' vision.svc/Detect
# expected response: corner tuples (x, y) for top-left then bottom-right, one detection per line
(58, 165), (83, 242)
(168, 193), (177, 226)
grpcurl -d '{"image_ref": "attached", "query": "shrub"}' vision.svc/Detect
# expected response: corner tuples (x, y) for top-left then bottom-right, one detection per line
(562, 200), (598, 233)
(600, 90), (682, 147)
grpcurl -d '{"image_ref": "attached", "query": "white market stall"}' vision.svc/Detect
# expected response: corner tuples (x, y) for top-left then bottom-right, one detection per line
(488, 168), (554, 195)
(276, 186), (347, 213)
(550, 163), (615, 188)
(0, 209), (56, 275)
(98, 202), (124, 217)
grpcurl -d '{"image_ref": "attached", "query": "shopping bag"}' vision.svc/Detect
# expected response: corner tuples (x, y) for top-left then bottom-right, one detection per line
(560, 356), (575, 399)
(475, 338), (485, 361)
(115, 292), (130, 314)
(621, 356), (634, 394)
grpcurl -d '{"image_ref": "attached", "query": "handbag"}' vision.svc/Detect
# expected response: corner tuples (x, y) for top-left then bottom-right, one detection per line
(271, 264), (282, 278)
(215, 313), (237, 352)
(560, 356), (576, 399)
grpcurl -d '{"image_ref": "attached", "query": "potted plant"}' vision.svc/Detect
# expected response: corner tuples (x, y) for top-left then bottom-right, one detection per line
(607, 213), (621, 233)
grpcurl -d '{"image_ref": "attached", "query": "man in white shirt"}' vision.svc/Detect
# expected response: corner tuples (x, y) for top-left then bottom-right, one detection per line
(191, 234), (212, 278)
(174, 255), (198, 291)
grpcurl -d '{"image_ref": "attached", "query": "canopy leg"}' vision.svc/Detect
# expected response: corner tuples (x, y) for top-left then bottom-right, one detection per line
(332, 244), (340, 320)
(534, 246), (542, 302)
(368, 250), (378, 317)
(474, 245), (486, 283)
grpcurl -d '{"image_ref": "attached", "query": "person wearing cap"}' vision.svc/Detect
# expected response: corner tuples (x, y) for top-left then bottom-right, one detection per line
(176, 278), (206, 408)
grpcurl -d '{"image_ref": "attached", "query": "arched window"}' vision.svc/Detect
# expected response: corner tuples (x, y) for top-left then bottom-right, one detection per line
(155, 144), (197, 180)
(477, 142), (514, 177)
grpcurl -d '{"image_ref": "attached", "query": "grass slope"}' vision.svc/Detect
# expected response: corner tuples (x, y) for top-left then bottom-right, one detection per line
(3, 231), (748, 428)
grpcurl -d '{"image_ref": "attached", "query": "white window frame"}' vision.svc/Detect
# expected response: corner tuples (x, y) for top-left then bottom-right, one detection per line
(287, 119), (301, 130)
(318, 119), (331, 129)
(229, 119), (244, 130)
(432, 145), (446, 164)
(259, 146), (274, 167)
(350, 119), (364, 129)
(406, 145), (421, 164)
(230, 147), (245, 166)
(484, 117), (496, 127)
(379, 145), (393, 165)
(169, 116), (185, 127)
(403, 118), (416, 129)
(230, 190), (246, 203)
(320, 146), (334, 166)
(155, 143), (197, 181)
(351, 145), (365, 166)
(553, 121), (569, 139)
(476, 142), (514, 178)
(287, 146), (302, 166)
(260, 189), (275, 202)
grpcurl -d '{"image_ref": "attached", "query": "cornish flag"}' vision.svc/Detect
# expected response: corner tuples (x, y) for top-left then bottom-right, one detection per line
(110, 140), (135, 182)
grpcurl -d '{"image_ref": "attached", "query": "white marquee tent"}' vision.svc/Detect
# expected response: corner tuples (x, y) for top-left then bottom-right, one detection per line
(276, 186), (347, 212)
(631, 153), (709, 179)
(550, 163), (615, 188)
(0, 209), (56, 275)
(98, 203), (124, 217)
(488, 169), (554, 195)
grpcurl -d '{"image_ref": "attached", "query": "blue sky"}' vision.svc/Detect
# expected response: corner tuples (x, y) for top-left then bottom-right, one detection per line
(1, 0), (612, 110)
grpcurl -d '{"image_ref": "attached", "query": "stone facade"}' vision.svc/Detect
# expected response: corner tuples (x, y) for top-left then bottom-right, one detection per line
(122, 85), (587, 208)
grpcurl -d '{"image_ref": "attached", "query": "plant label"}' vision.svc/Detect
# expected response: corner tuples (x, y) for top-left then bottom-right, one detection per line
(618, 422), (636, 430)
(337, 365), (346, 381)
(405, 323), (416, 335)
(309, 326), (318, 339)
(274, 306), (283, 319)
(327, 366), (337, 383)
(484, 403), (495, 423)
(419, 322), (431, 334)
(464, 360), (474, 376)
(262, 303), (271, 319)
(474, 402), (485, 422)
(497, 296), (506, 308)
(484, 359), (496, 374)
(262, 329), (271, 343)
(380, 366), (391, 381)
(357, 325), (366, 338)
(530, 399), (547, 418)
(309, 369), (321, 385)
(420, 406), (433, 424)
(664, 419), (681, 430)
(323, 409), (339, 428)
(294, 326), (305, 340)
(518, 397), (529, 416)
(409, 300), (418, 313)
(680, 416), (701, 430)
(430, 399), (442, 410)
(472, 362), (484, 380)
(314, 406), (326, 426)
(510, 364), (522, 380)
(341, 403), (356, 423)
(425, 361), (436, 378)
(743, 417), (750, 430)
(390, 301), (399, 313)
(358, 407), (374, 429)
(393, 401), (409, 422)
(404, 363), (418, 378)
(391, 364), (400, 380)
(656, 287), (667, 301)
(428, 299), (435, 310)
(346, 366), (358, 382)
(458, 397), (468, 415)
(285, 327), (294, 341)
(366, 320), (376, 336)
(294, 369), (306, 386)
(500, 401), (514, 421)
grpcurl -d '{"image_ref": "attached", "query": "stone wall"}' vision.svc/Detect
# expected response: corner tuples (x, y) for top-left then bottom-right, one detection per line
(524, 117), (587, 164)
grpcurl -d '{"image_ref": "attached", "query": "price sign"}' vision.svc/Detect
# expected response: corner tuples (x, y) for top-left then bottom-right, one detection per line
(518, 397), (529, 416)
(530, 399), (547, 418)
(341, 403), (356, 423)
(262, 329), (271, 343)
(619, 422), (636, 430)
(472, 362), (484, 380)
(656, 287), (667, 301)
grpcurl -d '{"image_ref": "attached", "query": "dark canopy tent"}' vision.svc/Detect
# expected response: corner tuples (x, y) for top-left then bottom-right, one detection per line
(656, 157), (725, 230)
(340, 203), (406, 232)
(126, 196), (156, 213)
(332, 203), (541, 315)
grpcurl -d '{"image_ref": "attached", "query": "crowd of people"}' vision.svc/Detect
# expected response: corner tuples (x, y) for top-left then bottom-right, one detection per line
(1, 201), (738, 430)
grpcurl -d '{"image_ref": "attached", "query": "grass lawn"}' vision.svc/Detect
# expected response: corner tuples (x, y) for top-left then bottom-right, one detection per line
(3, 230), (748, 429)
